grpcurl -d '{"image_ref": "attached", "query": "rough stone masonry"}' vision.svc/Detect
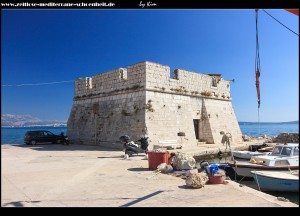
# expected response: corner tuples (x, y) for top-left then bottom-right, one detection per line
(67, 61), (243, 149)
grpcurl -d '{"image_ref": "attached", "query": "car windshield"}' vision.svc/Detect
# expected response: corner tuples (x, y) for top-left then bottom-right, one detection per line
(272, 146), (282, 155)
(281, 147), (292, 156)
(272, 145), (294, 156)
(293, 147), (299, 156)
(46, 131), (55, 136)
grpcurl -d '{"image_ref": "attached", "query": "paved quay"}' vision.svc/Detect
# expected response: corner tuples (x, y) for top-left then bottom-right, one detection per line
(1, 143), (298, 207)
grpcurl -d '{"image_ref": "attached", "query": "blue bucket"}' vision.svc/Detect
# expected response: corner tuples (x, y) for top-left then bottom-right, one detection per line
(209, 164), (219, 175)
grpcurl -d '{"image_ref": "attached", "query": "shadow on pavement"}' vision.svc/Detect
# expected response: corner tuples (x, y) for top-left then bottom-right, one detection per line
(97, 156), (123, 158)
(119, 190), (165, 207)
(178, 185), (193, 189)
(2, 200), (41, 207)
(127, 167), (150, 172)
(10, 144), (121, 152)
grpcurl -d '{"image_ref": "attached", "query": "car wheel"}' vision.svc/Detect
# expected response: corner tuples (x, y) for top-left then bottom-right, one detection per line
(31, 140), (36, 145)
(25, 142), (30, 145)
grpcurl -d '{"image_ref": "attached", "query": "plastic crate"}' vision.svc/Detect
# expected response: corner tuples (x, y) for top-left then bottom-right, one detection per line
(148, 151), (169, 170)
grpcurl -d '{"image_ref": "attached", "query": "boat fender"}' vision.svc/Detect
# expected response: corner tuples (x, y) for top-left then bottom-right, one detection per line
(257, 160), (264, 165)
(277, 197), (289, 202)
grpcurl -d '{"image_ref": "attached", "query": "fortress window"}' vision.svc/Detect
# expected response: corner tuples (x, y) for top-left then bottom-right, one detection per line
(173, 69), (179, 80)
(93, 103), (99, 114)
(212, 77), (217, 87)
(120, 70), (125, 80)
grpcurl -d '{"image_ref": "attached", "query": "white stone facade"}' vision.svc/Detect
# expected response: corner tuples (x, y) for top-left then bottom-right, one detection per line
(67, 61), (242, 149)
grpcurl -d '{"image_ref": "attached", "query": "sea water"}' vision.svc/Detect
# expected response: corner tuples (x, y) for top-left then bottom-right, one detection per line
(1, 122), (298, 145)
(239, 122), (299, 137)
(1, 126), (67, 144)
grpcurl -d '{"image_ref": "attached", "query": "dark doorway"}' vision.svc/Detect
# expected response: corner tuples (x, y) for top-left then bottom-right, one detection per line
(193, 119), (200, 140)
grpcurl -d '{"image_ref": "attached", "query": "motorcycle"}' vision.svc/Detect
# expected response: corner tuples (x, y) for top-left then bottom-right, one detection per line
(60, 132), (70, 145)
(119, 135), (149, 157)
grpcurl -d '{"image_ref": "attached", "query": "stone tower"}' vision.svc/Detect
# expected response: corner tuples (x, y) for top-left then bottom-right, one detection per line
(67, 61), (242, 149)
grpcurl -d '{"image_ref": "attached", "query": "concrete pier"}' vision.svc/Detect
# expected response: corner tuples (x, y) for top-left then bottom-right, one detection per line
(1, 143), (297, 207)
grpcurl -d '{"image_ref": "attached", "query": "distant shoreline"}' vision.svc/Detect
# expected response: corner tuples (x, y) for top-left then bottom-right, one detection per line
(1, 125), (67, 128)
(1, 121), (298, 128)
(238, 121), (299, 124)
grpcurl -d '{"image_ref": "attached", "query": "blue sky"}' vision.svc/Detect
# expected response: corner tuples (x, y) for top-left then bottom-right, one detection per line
(1, 9), (299, 122)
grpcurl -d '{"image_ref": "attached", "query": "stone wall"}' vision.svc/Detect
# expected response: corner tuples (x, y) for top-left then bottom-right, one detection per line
(68, 91), (146, 149)
(74, 61), (231, 99)
(145, 64), (231, 100)
(144, 91), (242, 147)
(67, 61), (242, 148)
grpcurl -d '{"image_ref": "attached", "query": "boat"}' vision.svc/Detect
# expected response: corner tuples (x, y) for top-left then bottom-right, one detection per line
(257, 146), (274, 152)
(232, 150), (270, 160)
(251, 170), (299, 192)
(211, 162), (236, 180)
(228, 143), (299, 178)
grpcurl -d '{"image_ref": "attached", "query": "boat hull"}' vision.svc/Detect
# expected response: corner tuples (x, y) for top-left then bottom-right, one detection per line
(232, 151), (268, 160)
(228, 161), (298, 178)
(251, 171), (299, 192)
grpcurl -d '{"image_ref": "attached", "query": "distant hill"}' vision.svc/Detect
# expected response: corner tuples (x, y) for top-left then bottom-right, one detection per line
(239, 120), (299, 124)
(1, 114), (67, 127)
(284, 121), (299, 124)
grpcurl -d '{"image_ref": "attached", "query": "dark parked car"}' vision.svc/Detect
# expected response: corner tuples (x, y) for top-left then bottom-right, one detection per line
(24, 130), (62, 145)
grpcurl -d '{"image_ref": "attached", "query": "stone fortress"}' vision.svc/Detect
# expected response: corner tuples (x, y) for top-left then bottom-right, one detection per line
(67, 61), (243, 149)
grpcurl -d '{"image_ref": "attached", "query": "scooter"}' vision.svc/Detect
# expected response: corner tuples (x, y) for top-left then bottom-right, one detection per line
(60, 132), (70, 145)
(119, 135), (149, 157)
(63, 136), (70, 145)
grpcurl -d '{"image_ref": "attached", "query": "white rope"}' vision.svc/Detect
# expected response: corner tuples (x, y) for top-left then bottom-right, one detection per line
(173, 153), (196, 170)
(147, 169), (161, 180)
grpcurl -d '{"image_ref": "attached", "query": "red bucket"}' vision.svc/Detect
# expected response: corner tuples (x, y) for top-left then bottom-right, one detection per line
(147, 151), (169, 170)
